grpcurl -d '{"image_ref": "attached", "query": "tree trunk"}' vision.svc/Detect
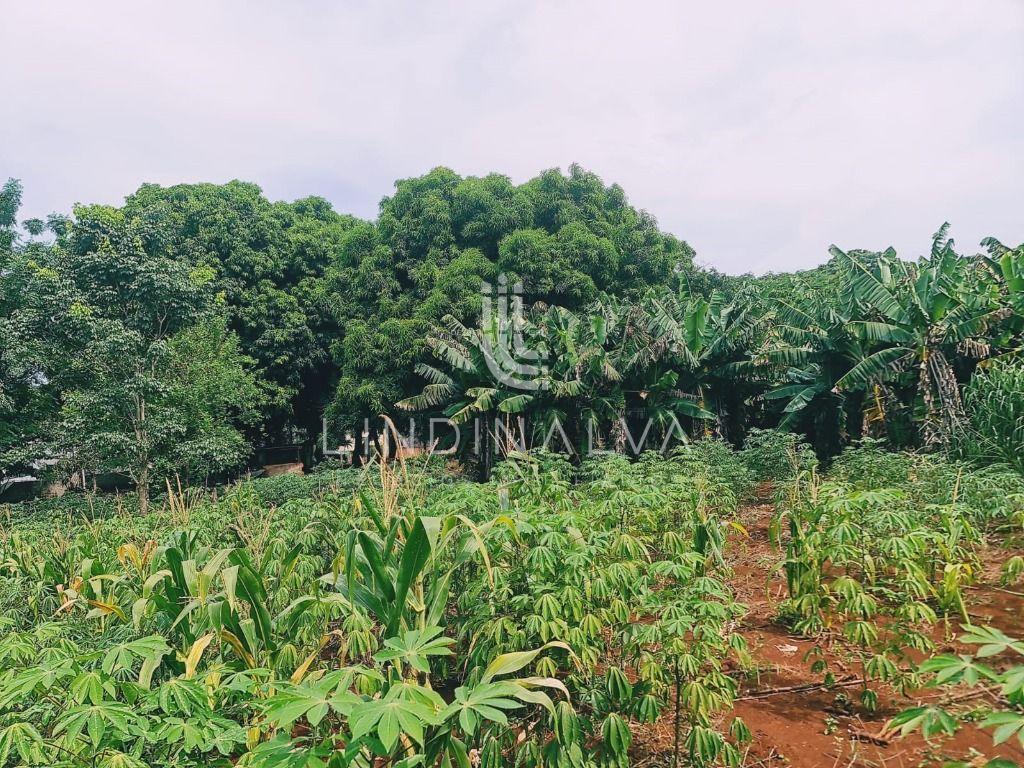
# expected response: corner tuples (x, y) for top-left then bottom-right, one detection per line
(918, 348), (964, 449)
(353, 419), (365, 467)
(137, 467), (150, 515)
(371, 423), (384, 460)
(844, 389), (865, 445)
(133, 391), (150, 515)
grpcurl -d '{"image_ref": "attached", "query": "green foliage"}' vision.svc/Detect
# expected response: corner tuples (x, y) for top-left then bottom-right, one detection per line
(739, 428), (817, 485)
(620, 287), (767, 443)
(893, 626), (1024, 755)
(758, 287), (868, 457)
(958, 359), (1024, 472)
(828, 438), (917, 489)
(69, 317), (260, 489)
(0, 179), (21, 255)
(6, 165), (1024, 492)
(831, 229), (1011, 448)
(331, 164), (690, 459)
(669, 439), (756, 501)
(6, 164), (1024, 766)
(768, 445), (1024, 749)
(5, 419), (1024, 766)
(120, 180), (358, 441)
(830, 442), (1024, 530)
(1, 443), (763, 767)
(2, 210), (264, 511)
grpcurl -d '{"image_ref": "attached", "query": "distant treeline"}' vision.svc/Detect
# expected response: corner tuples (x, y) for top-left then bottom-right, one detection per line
(2, 167), (1023, 506)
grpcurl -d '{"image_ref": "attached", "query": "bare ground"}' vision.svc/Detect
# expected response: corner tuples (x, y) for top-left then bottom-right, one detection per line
(631, 493), (1024, 767)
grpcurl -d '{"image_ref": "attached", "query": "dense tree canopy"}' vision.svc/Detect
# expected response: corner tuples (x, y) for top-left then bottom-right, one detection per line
(4, 207), (261, 510)
(117, 181), (357, 441)
(323, 164), (694, 453)
(3, 167), (1023, 499)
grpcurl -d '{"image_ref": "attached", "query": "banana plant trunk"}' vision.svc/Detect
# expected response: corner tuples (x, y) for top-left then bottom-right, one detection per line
(918, 347), (964, 448)
(481, 414), (493, 481)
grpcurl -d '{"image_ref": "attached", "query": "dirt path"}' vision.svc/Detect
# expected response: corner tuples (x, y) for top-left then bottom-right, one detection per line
(727, 500), (1024, 767)
(633, 495), (1024, 767)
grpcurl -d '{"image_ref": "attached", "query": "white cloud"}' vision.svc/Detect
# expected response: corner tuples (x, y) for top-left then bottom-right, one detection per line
(2, 0), (1021, 273)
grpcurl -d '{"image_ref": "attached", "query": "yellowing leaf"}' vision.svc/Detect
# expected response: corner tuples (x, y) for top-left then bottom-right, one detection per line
(183, 633), (214, 679)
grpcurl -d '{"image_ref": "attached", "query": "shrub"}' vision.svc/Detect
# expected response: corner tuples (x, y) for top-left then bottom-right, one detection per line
(669, 438), (756, 500)
(236, 468), (362, 507)
(494, 448), (574, 485)
(831, 442), (1024, 531)
(829, 438), (917, 489)
(739, 428), (817, 484)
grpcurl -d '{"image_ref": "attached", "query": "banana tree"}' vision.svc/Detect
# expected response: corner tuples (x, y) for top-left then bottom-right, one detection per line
(833, 226), (1010, 447)
(396, 312), (546, 476)
(759, 296), (871, 457)
(535, 303), (627, 454)
(979, 236), (1024, 358)
(621, 288), (766, 443)
(325, 486), (513, 644)
(399, 304), (628, 462)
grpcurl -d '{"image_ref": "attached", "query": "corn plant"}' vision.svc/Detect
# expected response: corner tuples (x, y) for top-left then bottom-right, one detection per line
(246, 634), (572, 768)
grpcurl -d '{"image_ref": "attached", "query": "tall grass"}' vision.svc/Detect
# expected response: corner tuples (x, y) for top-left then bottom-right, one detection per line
(958, 360), (1024, 473)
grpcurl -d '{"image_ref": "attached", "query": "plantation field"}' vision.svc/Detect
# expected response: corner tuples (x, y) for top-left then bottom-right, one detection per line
(2, 438), (1024, 768)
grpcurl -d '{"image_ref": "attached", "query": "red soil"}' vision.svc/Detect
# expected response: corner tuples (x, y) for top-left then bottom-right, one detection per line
(631, 496), (1024, 767)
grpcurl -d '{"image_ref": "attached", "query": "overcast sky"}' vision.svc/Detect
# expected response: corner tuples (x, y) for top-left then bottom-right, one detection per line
(3, 1), (1021, 274)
